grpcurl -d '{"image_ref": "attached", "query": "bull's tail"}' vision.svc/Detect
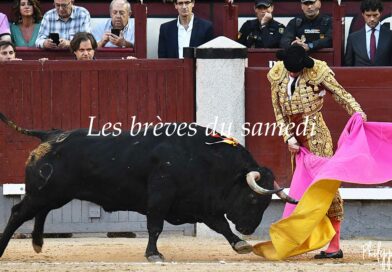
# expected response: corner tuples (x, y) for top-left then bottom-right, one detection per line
(0, 112), (50, 141)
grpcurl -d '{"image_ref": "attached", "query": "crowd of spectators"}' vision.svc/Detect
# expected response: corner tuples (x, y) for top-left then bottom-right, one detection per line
(0, 0), (391, 65)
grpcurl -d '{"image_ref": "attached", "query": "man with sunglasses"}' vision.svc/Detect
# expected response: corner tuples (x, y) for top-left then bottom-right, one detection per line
(35, 0), (91, 49)
(280, 0), (332, 52)
(158, 0), (214, 58)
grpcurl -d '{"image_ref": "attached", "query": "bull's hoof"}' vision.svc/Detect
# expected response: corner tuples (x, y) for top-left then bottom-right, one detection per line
(233, 241), (253, 254)
(32, 243), (42, 253)
(146, 254), (165, 262)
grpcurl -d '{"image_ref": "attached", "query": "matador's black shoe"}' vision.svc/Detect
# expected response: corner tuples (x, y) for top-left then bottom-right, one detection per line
(314, 249), (343, 259)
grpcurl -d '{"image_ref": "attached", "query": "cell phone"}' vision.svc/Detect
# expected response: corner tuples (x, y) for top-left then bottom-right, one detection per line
(111, 29), (121, 36)
(49, 33), (60, 45)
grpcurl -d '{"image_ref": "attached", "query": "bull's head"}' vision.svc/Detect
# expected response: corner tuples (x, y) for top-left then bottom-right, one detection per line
(225, 167), (297, 235)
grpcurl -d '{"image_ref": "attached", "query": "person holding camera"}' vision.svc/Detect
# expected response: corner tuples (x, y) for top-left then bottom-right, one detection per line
(35, 0), (91, 49)
(92, 0), (134, 48)
(238, 0), (285, 48)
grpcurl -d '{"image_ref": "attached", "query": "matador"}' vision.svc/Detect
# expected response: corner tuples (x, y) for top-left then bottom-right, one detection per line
(268, 45), (366, 259)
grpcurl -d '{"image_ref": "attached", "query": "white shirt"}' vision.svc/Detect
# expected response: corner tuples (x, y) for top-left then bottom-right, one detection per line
(365, 23), (380, 59)
(92, 18), (135, 47)
(287, 75), (298, 100)
(177, 15), (194, 59)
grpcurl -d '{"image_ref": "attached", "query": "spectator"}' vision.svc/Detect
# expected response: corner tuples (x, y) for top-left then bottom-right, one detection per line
(238, 0), (285, 48)
(158, 0), (214, 58)
(280, 0), (332, 52)
(344, 0), (392, 66)
(92, 0), (134, 48)
(0, 13), (12, 42)
(0, 41), (21, 61)
(35, 0), (91, 49)
(70, 32), (96, 60)
(10, 0), (43, 47)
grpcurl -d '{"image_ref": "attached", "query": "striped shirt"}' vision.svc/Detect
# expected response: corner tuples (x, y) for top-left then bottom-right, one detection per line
(35, 5), (91, 48)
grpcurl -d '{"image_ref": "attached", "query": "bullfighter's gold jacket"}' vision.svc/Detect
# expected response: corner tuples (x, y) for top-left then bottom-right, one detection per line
(268, 59), (364, 156)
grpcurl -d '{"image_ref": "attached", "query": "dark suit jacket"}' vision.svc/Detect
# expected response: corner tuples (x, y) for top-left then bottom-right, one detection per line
(158, 16), (214, 58)
(344, 25), (392, 66)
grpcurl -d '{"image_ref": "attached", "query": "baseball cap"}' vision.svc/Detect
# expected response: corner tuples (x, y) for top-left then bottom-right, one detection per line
(255, 0), (273, 8)
(301, 0), (316, 3)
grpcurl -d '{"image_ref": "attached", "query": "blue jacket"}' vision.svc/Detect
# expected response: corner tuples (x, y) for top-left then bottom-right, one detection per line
(158, 16), (214, 58)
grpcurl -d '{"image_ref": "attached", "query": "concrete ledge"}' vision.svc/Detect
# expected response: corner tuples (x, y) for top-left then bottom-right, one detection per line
(3, 185), (391, 199)
(2, 184), (25, 195)
(272, 188), (392, 200)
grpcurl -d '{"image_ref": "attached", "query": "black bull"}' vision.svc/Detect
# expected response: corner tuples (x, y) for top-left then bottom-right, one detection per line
(0, 113), (297, 262)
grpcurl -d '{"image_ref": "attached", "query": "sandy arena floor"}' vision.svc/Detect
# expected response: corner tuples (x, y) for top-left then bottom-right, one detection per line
(0, 235), (391, 271)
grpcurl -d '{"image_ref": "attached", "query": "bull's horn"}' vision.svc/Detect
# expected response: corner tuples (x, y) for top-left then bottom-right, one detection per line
(246, 171), (283, 195)
(274, 181), (299, 204)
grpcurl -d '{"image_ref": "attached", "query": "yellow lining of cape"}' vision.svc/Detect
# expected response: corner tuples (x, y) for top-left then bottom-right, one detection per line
(253, 179), (341, 260)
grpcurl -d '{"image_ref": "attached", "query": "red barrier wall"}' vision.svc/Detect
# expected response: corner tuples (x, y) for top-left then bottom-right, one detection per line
(245, 67), (392, 187)
(16, 47), (135, 60)
(0, 59), (195, 183)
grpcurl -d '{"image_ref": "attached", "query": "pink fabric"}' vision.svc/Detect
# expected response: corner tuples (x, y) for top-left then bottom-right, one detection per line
(283, 113), (392, 218)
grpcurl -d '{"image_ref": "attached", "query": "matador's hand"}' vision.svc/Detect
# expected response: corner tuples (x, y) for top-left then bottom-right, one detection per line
(287, 137), (300, 154)
(360, 112), (367, 122)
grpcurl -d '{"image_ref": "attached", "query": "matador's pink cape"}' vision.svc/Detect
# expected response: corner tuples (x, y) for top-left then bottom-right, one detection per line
(253, 113), (392, 260)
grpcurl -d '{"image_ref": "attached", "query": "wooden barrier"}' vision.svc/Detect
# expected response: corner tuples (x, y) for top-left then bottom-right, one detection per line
(247, 48), (335, 67)
(16, 47), (135, 60)
(245, 67), (392, 187)
(222, 2), (239, 41)
(133, 3), (147, 59)
(0, 59), (195, 183)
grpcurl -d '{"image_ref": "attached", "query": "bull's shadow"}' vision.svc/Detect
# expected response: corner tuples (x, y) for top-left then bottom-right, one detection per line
(0, 112), (296, 262)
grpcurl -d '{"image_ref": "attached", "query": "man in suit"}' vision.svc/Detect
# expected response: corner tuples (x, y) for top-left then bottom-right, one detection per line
(345, 0), (392, 66)
(158, 0), (214, 58)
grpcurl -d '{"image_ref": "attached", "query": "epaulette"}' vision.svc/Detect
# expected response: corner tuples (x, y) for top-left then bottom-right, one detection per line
(267, 61), (287, 84)
(302, 59), (333, 85)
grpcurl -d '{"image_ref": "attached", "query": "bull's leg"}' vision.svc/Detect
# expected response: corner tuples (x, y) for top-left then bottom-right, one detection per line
(144, 169), (175, 262)
(145, 216), (165, 262)
(31, 198), (71, 254)
(31, 209), (50, 253)
(0, 195), (47, 257)
(203, 216), (253, 254)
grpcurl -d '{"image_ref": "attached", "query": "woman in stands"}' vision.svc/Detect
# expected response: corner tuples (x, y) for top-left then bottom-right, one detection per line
(10, 0), (42, 47)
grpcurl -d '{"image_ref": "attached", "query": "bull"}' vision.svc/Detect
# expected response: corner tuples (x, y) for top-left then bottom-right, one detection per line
(0, 113), (297, 262)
